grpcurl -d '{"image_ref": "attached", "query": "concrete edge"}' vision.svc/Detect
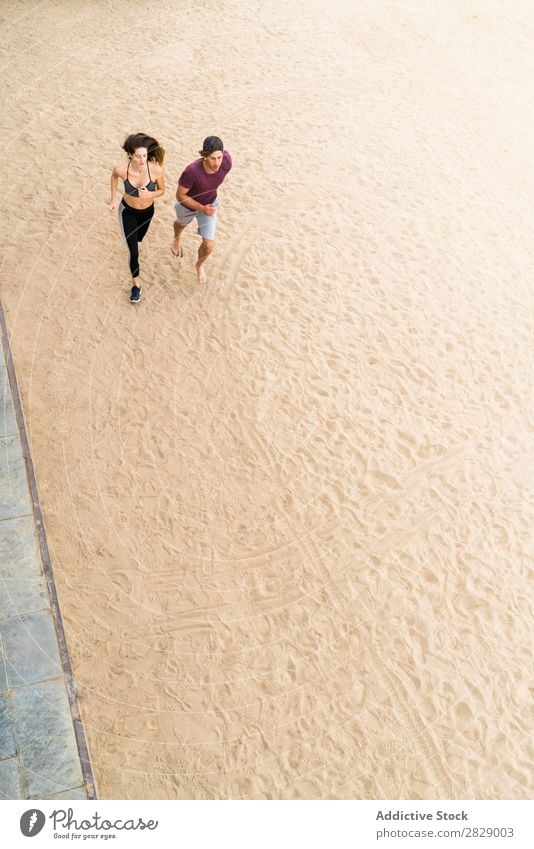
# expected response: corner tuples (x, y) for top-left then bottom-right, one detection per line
(0, 301), (97, 800)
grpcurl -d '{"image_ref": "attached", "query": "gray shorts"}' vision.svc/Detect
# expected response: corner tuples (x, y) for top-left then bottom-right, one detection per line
(174, 198), (219, 240)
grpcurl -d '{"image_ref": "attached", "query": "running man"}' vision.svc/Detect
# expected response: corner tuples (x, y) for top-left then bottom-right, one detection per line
(171, 136), (232, 283)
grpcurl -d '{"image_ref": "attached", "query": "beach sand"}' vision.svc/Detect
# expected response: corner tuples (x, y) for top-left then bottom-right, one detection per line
(1, 0), (532, 798)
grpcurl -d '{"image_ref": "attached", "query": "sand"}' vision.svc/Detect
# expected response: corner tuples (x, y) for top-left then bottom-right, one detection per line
(1, 0), (532, 799)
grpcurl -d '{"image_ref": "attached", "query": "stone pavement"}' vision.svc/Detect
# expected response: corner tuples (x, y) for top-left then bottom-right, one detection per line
(0, 304), (95, 800)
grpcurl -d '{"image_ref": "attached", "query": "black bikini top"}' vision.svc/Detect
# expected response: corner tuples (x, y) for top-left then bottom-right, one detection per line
(124, 161), (157, 197)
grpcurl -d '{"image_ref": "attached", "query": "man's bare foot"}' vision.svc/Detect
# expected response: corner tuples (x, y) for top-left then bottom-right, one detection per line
(196, 261), (207, 283)
(171, 239), (183, 257)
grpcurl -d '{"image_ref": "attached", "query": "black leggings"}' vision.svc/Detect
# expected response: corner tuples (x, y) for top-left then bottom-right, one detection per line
(119, 200), (155, 279)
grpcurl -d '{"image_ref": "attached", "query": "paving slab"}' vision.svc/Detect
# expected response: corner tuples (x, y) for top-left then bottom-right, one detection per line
(13, 678), (84, 799)
(0, 757), (22, 800)
(2, 610), (63, 688)
(0, 515), (49, 620)
(0, 367), (17, 438)
(0, 644), (6, 694)
(0, 435), (33, 520)
(0, 693), (16, 758)
(41, 786), (88, 800)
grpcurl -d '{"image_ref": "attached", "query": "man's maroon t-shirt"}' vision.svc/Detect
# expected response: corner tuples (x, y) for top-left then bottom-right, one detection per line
(178, 151), (232, 204)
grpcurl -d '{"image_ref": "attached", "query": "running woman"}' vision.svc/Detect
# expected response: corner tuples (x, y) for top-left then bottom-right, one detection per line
(110, 133), (165, 302)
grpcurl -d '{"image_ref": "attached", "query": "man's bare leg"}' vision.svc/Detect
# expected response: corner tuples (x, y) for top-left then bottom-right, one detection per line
(171, 220), (185, 257)
(196, 238), (214, 283)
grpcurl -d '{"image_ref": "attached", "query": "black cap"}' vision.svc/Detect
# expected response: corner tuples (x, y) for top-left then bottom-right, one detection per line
(201, 135), (224, 155)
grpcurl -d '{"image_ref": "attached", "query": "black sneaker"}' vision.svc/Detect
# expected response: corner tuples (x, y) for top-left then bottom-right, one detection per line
(130, 285), (141, 303)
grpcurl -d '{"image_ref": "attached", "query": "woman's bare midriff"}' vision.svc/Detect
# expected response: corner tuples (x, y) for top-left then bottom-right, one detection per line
(122, 196), (154, 211)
